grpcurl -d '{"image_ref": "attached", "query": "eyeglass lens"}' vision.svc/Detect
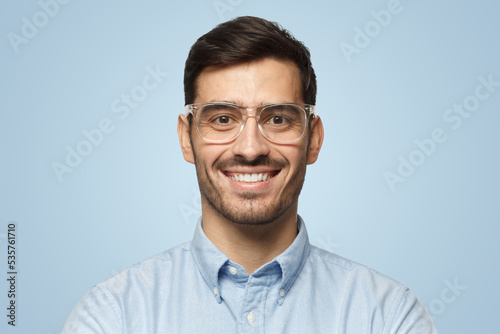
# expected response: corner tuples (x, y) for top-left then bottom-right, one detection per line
(196, 104), (306, 142)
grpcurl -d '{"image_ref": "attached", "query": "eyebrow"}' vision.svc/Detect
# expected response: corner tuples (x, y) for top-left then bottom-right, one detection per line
(207, 100), (290, 106)
(207, 100), (244, 105)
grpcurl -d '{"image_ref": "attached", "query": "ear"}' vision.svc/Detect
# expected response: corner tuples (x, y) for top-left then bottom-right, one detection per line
(177, 114), (195, 164)
(306, 116), (324, 165)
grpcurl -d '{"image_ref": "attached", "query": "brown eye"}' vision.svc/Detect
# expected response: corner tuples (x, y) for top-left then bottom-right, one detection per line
(270, 116), (284, 124)
(216, 116), (231, 124)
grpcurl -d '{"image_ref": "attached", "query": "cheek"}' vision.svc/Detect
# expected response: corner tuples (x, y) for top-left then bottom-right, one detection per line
(278, 145), (306, 169)
(195, 145), (229, 170)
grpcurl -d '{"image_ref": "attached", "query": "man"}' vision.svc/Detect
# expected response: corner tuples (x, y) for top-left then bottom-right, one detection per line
(63, 16), (437, 333)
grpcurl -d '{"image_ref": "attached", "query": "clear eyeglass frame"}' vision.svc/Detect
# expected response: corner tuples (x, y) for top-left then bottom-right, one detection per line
(184, 102), (316, 144)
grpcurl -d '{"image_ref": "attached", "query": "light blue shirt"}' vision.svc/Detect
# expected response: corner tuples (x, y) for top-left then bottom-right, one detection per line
(63, 216), (437, 333)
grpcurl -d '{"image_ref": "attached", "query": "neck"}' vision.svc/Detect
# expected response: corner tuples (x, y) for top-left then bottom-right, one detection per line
(201, 202), (299, 275)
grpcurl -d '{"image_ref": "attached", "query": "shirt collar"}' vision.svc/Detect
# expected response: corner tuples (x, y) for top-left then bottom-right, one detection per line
(273, 215), (311, 305)
(190, 215), (311, 305)
(190, 217), (229, 304)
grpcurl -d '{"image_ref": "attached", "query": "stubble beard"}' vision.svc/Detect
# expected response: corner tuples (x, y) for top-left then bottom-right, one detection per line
(193, 153), (307, 226)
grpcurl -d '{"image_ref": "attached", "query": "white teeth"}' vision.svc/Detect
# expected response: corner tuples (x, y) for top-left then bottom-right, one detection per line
(228, 173), (271, 182)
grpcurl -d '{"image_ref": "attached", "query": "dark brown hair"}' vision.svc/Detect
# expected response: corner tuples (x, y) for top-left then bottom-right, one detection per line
(184, 16), (316, 105)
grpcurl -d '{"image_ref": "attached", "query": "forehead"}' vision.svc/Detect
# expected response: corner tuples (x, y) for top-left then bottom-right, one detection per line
(195, 58), (302, 105)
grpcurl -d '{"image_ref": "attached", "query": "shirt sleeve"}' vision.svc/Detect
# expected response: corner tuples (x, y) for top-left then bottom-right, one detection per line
(386, 288), (438, 334)
(62, 286), (122, 334)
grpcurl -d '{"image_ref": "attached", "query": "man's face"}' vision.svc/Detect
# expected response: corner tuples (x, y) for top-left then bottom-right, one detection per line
(178, 58), (322, 226)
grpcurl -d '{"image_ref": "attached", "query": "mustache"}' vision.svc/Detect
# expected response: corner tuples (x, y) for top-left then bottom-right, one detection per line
(214, 156), (287, 170)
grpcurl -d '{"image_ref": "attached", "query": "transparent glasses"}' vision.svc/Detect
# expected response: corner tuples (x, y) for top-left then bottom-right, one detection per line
(184, 102), (316, 144)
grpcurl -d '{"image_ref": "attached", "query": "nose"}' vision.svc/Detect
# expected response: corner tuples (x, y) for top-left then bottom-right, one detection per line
(231, 116), (270, 161)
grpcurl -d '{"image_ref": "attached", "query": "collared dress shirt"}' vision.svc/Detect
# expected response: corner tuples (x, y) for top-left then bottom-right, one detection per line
(63, 216), (437, 333)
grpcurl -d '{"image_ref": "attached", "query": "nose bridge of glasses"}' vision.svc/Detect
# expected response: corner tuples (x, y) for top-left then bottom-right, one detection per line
(242, 106), (260, 118)
(240, 106), (262, 129)
(236, 108), (267, 143)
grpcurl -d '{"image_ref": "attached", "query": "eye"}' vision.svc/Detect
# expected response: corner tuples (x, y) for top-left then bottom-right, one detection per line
(261, 105), (302, 127)
(214, 115), (231, 124)
(268, 115), (286, 125)
(198, 104), (241, 128)
(263, 113), (292, 127)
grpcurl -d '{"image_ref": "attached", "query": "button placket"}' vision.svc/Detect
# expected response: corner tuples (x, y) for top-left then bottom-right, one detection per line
(240, 274), (275, 332)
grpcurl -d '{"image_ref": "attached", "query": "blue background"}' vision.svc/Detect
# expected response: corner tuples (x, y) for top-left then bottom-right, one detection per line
(1, 0), (499, 332)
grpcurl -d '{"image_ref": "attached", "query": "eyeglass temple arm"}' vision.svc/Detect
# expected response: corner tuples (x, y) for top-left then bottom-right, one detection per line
(307, 105), (316, 118)
(184, 105), (195, 117)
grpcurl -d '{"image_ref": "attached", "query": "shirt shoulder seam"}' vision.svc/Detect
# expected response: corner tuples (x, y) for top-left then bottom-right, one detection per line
(310, 246), (408, 289)
(94, 284), (124, 333)
(382, 286), (409, 333)
(111, 241), (192, 277)
(309, 245), (357, 271)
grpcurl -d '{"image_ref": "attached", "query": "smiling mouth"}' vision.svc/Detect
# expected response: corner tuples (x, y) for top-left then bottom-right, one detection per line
(223, 171), (280, 183)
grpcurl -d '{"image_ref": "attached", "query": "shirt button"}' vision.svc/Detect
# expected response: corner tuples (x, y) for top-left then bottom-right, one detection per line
(247, 311), (256, 324)
(229, 267), (237, 275)
(213, 287), (219, 295)
(279, 289), (285, 297)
